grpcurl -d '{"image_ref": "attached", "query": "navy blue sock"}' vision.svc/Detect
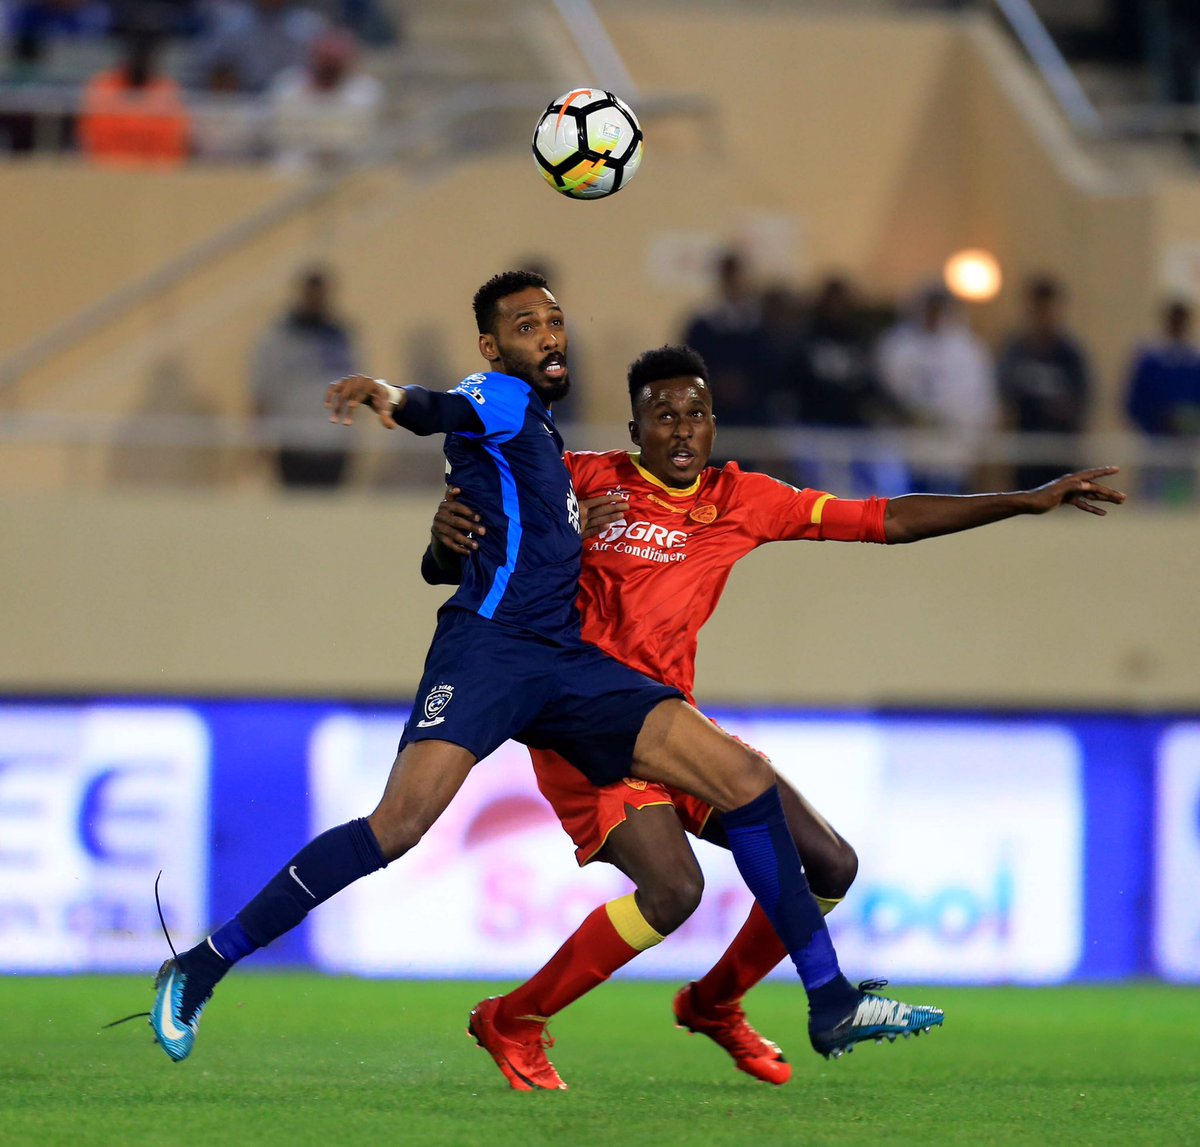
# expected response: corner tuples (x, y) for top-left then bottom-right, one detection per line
(722, 786), (855, 1012)
(181, 818), (387, 980)
(237, 817), (387, 949)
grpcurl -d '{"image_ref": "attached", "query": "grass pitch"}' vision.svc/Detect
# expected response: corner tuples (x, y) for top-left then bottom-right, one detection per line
(3, 976), (1197, 1146)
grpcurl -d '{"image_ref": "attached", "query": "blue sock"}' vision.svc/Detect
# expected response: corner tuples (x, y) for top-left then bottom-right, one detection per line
(237, 817), (387, 949)
(181, 818), (386, 979)
(722, 786), (854, 1012)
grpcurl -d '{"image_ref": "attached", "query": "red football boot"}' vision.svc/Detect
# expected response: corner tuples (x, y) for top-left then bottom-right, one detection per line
(673, 982), (792, 1085)
(467, 997), (567, 1092)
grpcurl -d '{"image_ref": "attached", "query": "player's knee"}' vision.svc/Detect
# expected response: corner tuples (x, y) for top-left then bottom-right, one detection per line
(722, 749), (775, 810)
(811, 840), (859, 900)
(636, 869), (703, 934)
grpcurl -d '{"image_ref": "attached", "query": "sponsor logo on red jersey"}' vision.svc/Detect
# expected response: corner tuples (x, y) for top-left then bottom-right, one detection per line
(592, 517), (690, 563)
(597, 519), (688, 548)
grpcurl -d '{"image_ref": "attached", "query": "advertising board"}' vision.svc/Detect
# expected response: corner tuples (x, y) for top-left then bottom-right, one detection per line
(0, 705), (209, 971)
(310, 714), (1084, 983)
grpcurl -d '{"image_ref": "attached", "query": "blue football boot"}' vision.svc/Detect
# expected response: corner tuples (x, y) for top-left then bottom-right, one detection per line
(809, 979), (944, 1059)
(149, 957), (213, 1062)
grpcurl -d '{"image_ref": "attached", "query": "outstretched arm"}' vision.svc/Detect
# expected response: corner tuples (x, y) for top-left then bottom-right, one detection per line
(325, 374), (482, 436)
(883, 467), (1126, 544)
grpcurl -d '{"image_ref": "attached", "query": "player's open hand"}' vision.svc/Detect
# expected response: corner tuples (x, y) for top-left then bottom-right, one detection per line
(325, 374), (397, 429)
(1027, 467), (1126, 516)
(580, 494), (629, 540)
(433, 487), (485, 554)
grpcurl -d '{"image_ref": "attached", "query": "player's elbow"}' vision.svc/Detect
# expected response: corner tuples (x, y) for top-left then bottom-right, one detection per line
(882, 512), (918, 545)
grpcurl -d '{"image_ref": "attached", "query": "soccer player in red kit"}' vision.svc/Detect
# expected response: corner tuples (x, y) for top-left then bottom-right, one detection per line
(426, 344), (1124, 1091)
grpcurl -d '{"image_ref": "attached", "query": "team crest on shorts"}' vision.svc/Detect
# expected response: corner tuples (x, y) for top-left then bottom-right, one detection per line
(417, 683), (455, 727)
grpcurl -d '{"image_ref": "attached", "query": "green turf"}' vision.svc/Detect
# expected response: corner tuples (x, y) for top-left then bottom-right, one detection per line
(2, 976), (1197, 1146)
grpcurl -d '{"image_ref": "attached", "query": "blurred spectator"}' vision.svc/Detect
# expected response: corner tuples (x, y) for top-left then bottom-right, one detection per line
(1145, 0), (1200, 107)
(756, 282), (806, 418)
(251, 266), (358, 489)
(188, 0), (324, 93)
(189, 56), (269, 160)
(78, 27), (188, 164)
(0, 25), (49, 150)
(877, 283), (998, 493)
(681, 248), (766, 428)
(110, 358), (227, 488)
(998, 275), (1092, 489)
(5, 0), (110, 43)
(787, 276), (895, 429)
(777, 275), (907, 497)
(1125, 298), (1200, 503)
(3, 19), (46, 80)
(336, 0), (397, 46)
(108, 0), (201, 38)
(267, 26), (380, 169)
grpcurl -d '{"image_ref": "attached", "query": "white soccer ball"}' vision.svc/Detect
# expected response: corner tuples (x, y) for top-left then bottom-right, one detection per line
(532, 88), (644, 200)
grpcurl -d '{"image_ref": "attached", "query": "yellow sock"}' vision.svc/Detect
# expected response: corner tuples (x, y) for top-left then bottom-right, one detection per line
(815, 895), (843, 917)
(605, 893), (665, 951)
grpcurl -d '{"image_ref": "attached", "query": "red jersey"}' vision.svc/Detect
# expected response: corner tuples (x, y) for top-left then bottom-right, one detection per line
(563, 450), (888, 701)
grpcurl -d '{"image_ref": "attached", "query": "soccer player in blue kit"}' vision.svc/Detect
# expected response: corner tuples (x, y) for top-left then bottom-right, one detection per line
(150, 270), (943, 1073)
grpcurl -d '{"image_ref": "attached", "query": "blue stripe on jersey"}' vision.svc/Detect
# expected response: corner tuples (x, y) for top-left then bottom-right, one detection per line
(478, 440), (523, 618)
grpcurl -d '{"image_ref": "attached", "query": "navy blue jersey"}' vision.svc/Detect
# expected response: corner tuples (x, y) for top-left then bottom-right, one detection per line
(441, 372), (583, 641)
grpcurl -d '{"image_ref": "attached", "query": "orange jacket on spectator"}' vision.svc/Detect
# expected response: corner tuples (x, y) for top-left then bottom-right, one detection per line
(79, 70), (188, 165)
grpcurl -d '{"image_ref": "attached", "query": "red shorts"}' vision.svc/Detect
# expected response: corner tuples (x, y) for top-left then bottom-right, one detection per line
(531, 746), (715, 866)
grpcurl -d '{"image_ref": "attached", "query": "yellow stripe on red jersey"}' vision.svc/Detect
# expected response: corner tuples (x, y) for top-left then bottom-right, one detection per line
(563, 450), (887, 700)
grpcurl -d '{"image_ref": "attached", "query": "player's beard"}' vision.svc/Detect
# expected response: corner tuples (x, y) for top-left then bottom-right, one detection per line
(537, 372), (571, 404)
(532, 349), (571, 404)
(505, 351), (571, 405)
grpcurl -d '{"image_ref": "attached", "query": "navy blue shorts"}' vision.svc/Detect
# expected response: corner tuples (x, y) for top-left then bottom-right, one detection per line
(398, 608), (681, 786)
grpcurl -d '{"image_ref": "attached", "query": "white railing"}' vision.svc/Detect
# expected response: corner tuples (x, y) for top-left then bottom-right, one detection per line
(0, 414), (1194, 502)
(987, 0), (1103, 137)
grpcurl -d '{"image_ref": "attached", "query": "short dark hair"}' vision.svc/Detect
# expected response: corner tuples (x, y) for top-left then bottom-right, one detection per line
(627, 344), (710, 411)
(472, 270), (550, 334)
(1165, 297), (1193, 335)
(1027, 275), (1062, 303)
(1165, 297), (1193, 321)
(300, 265), (330, 291)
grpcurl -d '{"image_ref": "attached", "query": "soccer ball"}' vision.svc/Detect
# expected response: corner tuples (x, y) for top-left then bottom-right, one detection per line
(532, 88), (643, 200)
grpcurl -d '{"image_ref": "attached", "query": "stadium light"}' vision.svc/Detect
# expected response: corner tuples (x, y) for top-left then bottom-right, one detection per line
(944, 249), (1003, 302)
